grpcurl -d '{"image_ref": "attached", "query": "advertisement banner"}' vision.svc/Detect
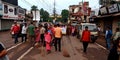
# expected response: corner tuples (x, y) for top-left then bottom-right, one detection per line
(118, 3), (120, 11)
(32, 10), (40, 21)
(18, 8), (25, 15)
(100, 7), (108, 15)
(2, 4), (18, 19)
(108, 4), (119, 13)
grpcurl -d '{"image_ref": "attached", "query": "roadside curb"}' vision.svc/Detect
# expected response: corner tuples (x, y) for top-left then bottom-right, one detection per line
(95, 42), (107, 50)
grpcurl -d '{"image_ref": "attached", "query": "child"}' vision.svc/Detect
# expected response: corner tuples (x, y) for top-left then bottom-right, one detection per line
(44, 30), (52, 54)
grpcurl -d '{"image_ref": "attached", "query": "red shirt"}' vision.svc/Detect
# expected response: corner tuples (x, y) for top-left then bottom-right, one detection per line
(12, 25), (20, 34)
(81, 30), (90, 42)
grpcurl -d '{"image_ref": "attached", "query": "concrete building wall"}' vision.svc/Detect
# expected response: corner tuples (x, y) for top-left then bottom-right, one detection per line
(95, 17), (120, 34)
(113, 18), (118, 33)
(99, 20), (104, 32)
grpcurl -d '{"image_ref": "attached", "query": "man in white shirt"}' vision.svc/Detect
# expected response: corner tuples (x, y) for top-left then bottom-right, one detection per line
(21, 23), (28, 42)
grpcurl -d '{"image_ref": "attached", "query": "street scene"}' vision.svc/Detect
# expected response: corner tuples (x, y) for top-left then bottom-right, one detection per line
(1, 31), (108, 60)
(0, 0), (120, 60)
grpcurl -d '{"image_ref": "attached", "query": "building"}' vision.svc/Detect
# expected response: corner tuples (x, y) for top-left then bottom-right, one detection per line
(0, 0), (25, 30)
(69, 2), (91, 24)
(2, 0), (18, 6)
(93, 2), (120, 34)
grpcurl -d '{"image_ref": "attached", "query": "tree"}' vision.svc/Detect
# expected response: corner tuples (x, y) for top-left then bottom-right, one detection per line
(31, 5), (39, 21)
(61, 9), (69, 23)
(31, 5), (38, 11)
(40, 8), (49, 22)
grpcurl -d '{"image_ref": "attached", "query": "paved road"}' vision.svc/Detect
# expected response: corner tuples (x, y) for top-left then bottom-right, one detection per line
(21, 36), (108, 60)
(0, 31), (109, 60)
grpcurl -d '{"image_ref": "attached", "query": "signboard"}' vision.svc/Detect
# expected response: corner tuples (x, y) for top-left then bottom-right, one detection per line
(2, 4), (18, 19)
(18, 8), (25, 15)
(108, 4), (119, 13)
(100, 7), (108, 15)
(118, 3), (120, 11)
(32, 10), (40, 21)
(74, 7), (79, 13)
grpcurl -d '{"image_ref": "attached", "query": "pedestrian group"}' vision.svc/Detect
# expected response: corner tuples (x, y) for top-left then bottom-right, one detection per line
(7, 21), (120, 60)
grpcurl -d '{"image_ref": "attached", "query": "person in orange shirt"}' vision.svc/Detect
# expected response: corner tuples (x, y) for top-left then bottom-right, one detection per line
(81, 26), (91, 53)
(54, 24), (62, 52)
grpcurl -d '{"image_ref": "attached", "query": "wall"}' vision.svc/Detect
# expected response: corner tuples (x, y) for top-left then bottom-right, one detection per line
(2, 0), (18, 6)
(113, 16), (120, 33)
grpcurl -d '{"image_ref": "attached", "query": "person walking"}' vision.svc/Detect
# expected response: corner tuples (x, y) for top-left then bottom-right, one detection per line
(11, 21), (20, 44)
(21, 23), (28, 42)
(44, 29), (52, 54)
(81, 26), (91, 53)
(39, 25), (46, 46)
(107, 28), (120, 60)
(28, 22), (35, 44)
(72, 26), (75, 36)
(54, 24), (62, 52)
(0, 42), (9, 60)
(105, 26), (112, 50)
(107, 37), (120, 60)
(112, 28), (120, 44)
(34, 27), (40, 43)
(66, 25), (72, 36)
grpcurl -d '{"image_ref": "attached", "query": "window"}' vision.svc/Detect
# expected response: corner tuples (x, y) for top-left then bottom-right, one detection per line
(72, 9), (74, 13)
(4, 5), (8, 14)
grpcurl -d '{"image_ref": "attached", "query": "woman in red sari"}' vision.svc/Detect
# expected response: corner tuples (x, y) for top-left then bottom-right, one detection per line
(44, 30), (52, 54)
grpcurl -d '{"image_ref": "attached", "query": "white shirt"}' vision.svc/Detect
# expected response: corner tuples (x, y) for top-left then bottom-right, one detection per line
(105, 30), (108, 38)
(61, 27), (66, 34)
(21, 26), (27, 34)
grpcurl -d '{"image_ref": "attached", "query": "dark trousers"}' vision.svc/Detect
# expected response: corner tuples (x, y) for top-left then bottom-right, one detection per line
(21, 34), (27, 42)
(107, 44), (119, 60)
(83, 42), (89, 52)
(14, 33), (19, 44)
(41, 34), (45, 46)
(54, 38), (61, 51)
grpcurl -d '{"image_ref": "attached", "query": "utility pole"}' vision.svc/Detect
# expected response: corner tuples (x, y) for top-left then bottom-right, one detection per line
(82, 0), (87, 23)
(53, 0), (56, 24)
(53, 0), (56, 18)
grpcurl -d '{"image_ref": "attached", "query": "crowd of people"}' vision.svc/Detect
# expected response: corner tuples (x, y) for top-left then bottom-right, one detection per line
(10, 21), (62, 54)
(4, 21), (120, 60)
(9, 21), (81, 54)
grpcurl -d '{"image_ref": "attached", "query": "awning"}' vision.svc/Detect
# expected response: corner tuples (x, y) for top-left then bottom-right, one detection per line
(93, 12), (120, 19)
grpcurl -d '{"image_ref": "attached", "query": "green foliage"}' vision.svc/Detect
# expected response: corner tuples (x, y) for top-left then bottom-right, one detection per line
(40, 8), (49, 22)
(31, 5), (38, 11)
(61, 9), (69, 23)
(48, 18), (53, 22)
